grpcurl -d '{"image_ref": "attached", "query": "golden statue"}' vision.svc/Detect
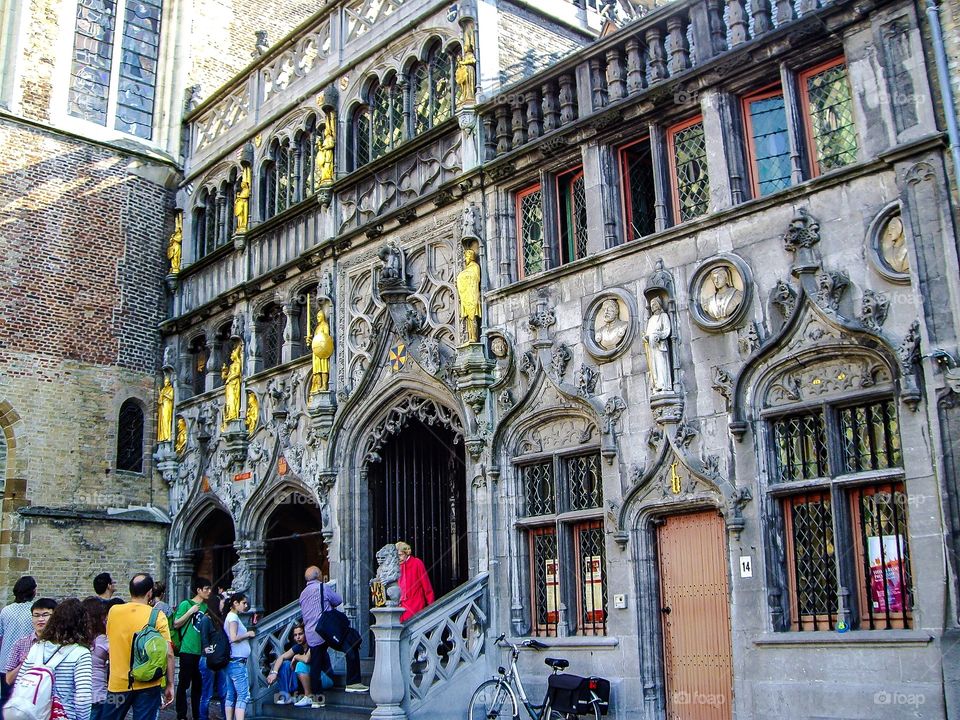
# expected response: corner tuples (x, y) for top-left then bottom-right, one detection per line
(157, 376), (174, 443)
(456, 249), (482, 343)
(455, 27), (477, 104)
(167, 213), (182, 275)
(309, 309), (334, 394)
(234, 165), (251, 233)
(318, 112), (336, 185)
(175, 417), (187, 455)
(245, 392), (259, 434)
(221, 341), (243, 428)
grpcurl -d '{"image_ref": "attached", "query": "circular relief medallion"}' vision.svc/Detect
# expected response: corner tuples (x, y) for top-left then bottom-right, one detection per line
(689, 255), (752, 332)
(869, 206), (910, 283)
(583, 289), (637, 362)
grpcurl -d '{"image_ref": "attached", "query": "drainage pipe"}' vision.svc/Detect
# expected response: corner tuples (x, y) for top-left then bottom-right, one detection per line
(926, 0), (960, 193)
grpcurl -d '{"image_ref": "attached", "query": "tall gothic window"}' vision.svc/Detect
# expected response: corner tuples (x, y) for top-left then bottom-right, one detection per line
(264, 138), (297, 218)
(116, 398), (144, 472)
(299, 117), (323, 198)
(412, 43), (459, 136)
(257, 303), (286, 370)
(619, 136), (657, 241)
(193, 187), (228, 260)
(668, 115), (710, 223)
(799, 57), (859, 177)
(351, 106), (371, 170)
(370, 76), (403, 161)
(68, 0), (163, 139)
(189, 334), (208, 396)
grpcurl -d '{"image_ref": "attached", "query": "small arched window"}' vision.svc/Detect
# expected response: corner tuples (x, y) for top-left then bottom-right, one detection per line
(193, 190), (209, 260)
(351, 106), (371, 170)
(214, 322), (232, 388)
(221, 171), (238, 241)
(370, 76), (403, 161)
(300, 117), (324, 197)
(116, 399), (145, 473)
(258, 303), (286, 370)
(189, 334), (208, 396)
(263, 139), (297, 219)
(412, 43), (459, 136)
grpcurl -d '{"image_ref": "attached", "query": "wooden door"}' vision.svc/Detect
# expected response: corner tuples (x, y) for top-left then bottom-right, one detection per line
(657, 511), (732, 720)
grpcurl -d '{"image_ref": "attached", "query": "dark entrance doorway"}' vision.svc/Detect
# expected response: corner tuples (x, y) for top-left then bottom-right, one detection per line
(367, 416), (467, 600)
(193, 507), (238, 592)
(264, 492), (328, 613)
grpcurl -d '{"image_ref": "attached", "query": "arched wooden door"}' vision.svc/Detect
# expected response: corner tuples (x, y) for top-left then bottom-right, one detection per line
(367, 417), (467, 600)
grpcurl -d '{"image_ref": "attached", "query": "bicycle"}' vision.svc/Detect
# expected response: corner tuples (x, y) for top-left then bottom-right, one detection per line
(467, 633), (608, 720)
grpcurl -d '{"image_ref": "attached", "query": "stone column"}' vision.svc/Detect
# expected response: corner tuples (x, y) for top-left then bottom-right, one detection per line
(237, 540), (268, 613)
(205, 337), (219, 392)
(168, 551), (194, 604)
(281, 301), (298, 364)
(369, 606), (407, 719)
(699, 88), (734, 214)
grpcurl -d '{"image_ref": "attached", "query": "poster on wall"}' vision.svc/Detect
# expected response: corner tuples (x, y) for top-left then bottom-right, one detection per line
(867, 535), (905, 612)
(545, 558), (559, 624)
(583, 555), (604, 623)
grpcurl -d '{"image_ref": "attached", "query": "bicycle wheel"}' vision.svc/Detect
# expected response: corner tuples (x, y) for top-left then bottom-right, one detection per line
(541, 699), (601, 720)
(468, 679), (516, 719)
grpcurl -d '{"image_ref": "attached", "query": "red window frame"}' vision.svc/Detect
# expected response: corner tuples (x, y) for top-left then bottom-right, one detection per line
(742, 83), (787, 199)
(515, 183), (543, 280)
(528, 525), (559, 637)
(666, 114), (706, 224)
(798, 56), (852, 179)
(618, 136), (653, 242)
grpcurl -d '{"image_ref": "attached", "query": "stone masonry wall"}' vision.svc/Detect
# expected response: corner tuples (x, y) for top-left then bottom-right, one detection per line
(496, 2), (588, 87)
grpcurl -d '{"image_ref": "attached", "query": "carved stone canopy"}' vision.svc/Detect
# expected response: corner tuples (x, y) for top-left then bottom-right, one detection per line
(362, 395), (464, 464)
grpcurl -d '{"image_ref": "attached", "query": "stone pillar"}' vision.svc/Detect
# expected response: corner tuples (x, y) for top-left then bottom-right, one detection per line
(699, 88), (734, 214)
(281, 301), (298, 364)
(237, 540), (268, 613)
(369, 606), (407, 719)
(205, 337), (219, 392)
(168, 552), (194, 604)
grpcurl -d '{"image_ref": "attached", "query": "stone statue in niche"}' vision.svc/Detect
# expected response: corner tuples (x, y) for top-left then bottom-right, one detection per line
(593, 298), (629, 351)
(175, 417), (187, 455)
(700, 265), (744, 321)
(167, 213), (182, 275)
(644, 296), (672, 393)
(378, 243), (403, 281)
(221, 340), (243, 428)
(879, 214), (909, 274)
(461, 203), (479, 239)
(157, 376), (174, 443)
(456, 249), (482, 343)
(234, 165), (251, 234)
(245, 392), (259, 434)
(310, 308), (334, 394)
(318, 111), (336, 185)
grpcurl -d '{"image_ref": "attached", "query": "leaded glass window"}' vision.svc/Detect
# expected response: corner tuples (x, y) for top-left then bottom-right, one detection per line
(839, 399), (902, 473)
(300, 120), (321, 197)
(802, 59), (858, 176)
(258, 304), (286, 370)
(785, 491), (838, 630)
(271, 140), (296, 216)
(412, 44), (459, 137)
(772, 410), (829, 483)
(370, 78), (403, 161)
(116, 398), (144, 472)
(745, 88), (792, 197)
(69, 0), (163, 139)
(558, 168), (588, 265)
(517, 185), (544, 277)
(190, 335), (207, 396)
(620, 137), (656, 241)
(193, 194), (208, 260)
(670, 117), (710, 222)
(576, 521), (607, 635)
(567, 453), (602, 511)
(523, 461), (555, 516)
(353, 107), (371, 170)
(529, 526), (559, 636)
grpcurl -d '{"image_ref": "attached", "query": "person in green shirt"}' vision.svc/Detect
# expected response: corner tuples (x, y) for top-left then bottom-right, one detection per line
(173, 577), (212, 720)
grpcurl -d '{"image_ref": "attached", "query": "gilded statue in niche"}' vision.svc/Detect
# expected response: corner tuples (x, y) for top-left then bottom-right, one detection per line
(175, 417), (187, 455)
(644, 297), (672, 393)
(879, 214), (909, 274)
(167, 213), (182, 275)
(700, 264), (744, 321)
(594, 298), (629, 351)
(245, 392), (259, 434)
(456, 24), (477, 104)
(456, 249), (482, 343)
(309, 308), (334, 394)
(234, 165), (251, 233)
(157, 376), (174, 443)
(318, 112), (336, 185)
(221, 340), (244, 427)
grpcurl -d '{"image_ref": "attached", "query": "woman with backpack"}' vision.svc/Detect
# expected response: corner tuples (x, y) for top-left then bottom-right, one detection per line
(10, 598), (92, 720)
(222, 594), (254, 720)
(197, 599), (227, 720)
(80, 598), (109, 720)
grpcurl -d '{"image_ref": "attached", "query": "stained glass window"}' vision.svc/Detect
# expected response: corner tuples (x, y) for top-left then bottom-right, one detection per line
(745, 89), (792, 196)
(620, 138), (656, 241)
(69, 0), (163, 139)
(670, 117), (710, 222)
(803, 59), (859, 175)
(517, 185), (544, 277)
(116, 399), (144, 472)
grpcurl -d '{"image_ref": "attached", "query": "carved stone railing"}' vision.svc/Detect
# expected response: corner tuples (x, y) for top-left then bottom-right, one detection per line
(389, 573), (488, 712)
(247, 599), (304, 715)
(479, 0), (838, 161)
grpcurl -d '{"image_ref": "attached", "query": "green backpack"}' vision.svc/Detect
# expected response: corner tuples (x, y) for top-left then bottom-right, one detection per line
(128, 607), (167, 688)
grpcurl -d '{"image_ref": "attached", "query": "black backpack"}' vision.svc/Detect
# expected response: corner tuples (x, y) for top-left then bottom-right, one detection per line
(201, 617), (230, 671)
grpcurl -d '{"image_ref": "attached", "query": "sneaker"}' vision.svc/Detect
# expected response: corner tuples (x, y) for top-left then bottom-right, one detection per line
(344, 683), (369, 693)
(274, 697), (290, 705)
(293, 697), (312, 707)
(310, 700), (325, 708)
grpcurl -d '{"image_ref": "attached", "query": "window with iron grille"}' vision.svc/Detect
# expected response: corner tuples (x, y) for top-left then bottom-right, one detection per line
(557, 168), (588, 265)
(800, 57), (859, 176)
(258, 304), (286, 370)
(743, 86), (792, 197)
(668, 116), (710, 222)
(620, 137), (657, 241)
(116, 398), (144, 473)
(68, 0), (162, 139)
(770, 395), (911, 631)
(518, 449), (607, 637)
(516, 184), (544, 278)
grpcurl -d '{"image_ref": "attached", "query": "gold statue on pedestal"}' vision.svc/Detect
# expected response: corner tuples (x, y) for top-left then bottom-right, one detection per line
(157, 376), (174, 443)
(309, 308), (334, 394)
(245, 392), (259, 434)
(167, 213), (182, 275)
(221, 341), (244, 428)
(456, 25), (477, 104)
(456, 249), (482, 343)
(234, 165), (251, 233)
(318, 112), (336, 185)
(175, 417), (187, 455)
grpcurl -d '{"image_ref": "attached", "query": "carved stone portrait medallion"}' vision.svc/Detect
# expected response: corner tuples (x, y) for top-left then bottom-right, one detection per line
(689, 254), (752, 331)
(868, 202), (910, 284)
(583, 289), (637, 361)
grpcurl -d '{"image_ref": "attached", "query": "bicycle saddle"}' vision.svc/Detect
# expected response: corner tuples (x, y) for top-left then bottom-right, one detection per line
(544, 657), (570, 670)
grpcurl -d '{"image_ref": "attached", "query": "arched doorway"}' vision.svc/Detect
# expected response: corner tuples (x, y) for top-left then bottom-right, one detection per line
(193, 507), (238, 592)
(264, 492), (327, 613)
(367, 417), (467, 600)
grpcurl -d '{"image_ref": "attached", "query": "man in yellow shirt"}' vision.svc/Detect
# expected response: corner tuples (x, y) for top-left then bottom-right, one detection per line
(103, 574), (175, 720)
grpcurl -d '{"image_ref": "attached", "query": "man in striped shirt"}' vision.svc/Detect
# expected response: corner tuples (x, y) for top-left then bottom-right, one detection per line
(3, 597), (57, 687)
(0, 576), (38, 703)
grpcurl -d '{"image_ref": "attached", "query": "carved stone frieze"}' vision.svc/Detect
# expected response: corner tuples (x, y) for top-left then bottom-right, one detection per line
(515, 415), (596, 456)
(363, 396), (463, 463)
(764, 356), (892, 408)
